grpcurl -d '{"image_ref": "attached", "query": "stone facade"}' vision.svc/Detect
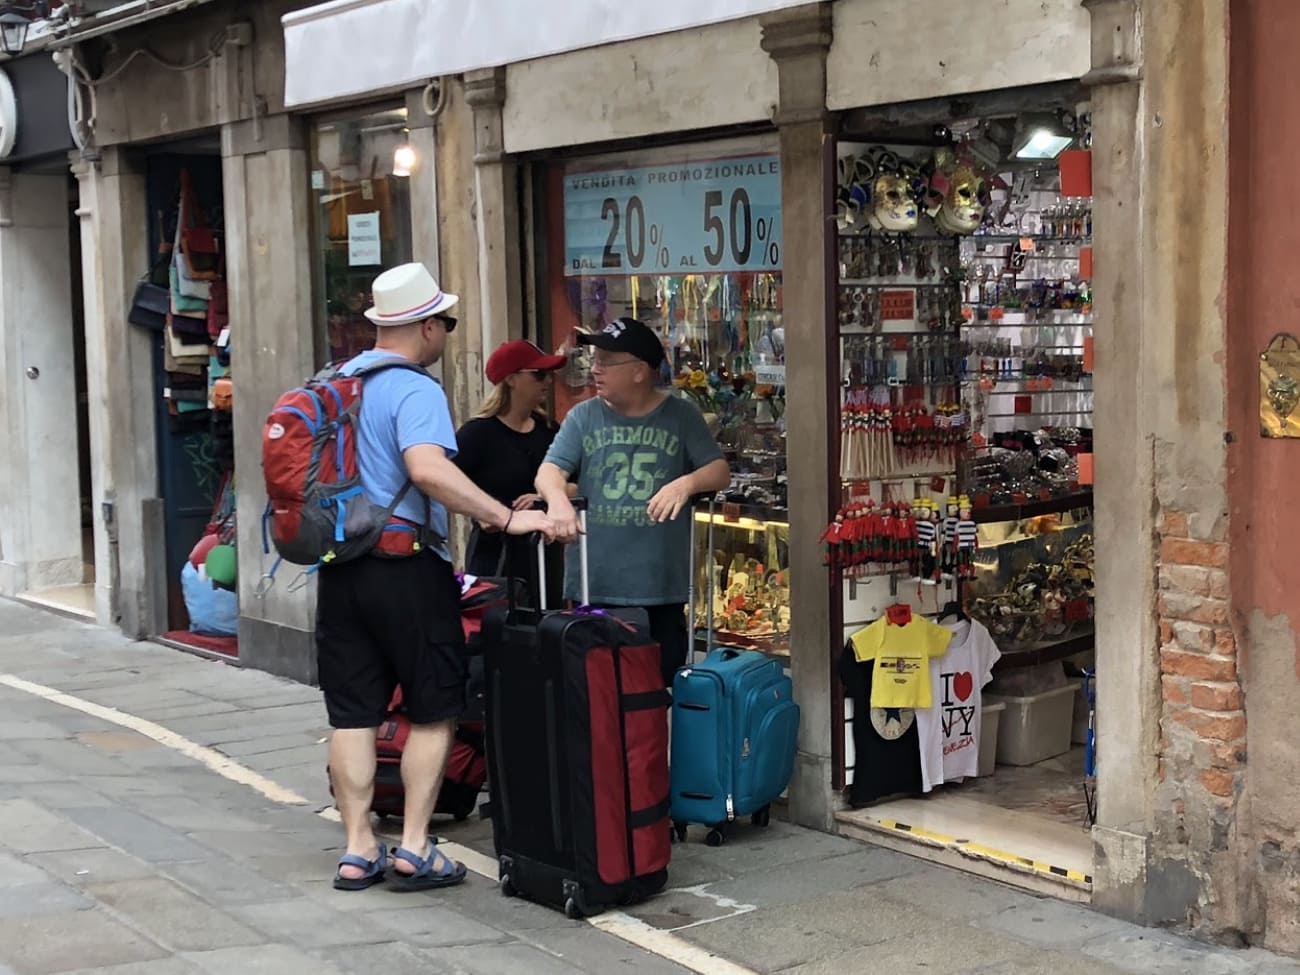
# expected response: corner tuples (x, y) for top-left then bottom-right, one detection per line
(6, 0), (1300, 958)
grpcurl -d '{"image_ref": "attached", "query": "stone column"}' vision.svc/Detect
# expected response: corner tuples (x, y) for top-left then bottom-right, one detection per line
(0, 169), (83, 599)
(222, 114), (319, 683)
(761, 2), (836, 831)
(465, 66), (525, 365)
(72, 149), (167, 635)
(1085, 0), (1243, 939)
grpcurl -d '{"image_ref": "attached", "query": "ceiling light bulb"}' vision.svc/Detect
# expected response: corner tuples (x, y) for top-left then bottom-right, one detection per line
(392, 144), (416, 177)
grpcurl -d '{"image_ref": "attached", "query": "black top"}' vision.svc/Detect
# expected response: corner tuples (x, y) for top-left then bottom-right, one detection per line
(839, 642), (923, 807)
(455, 414), (562, 602)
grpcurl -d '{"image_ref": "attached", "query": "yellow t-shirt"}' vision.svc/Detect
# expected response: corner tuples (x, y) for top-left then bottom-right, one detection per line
(850, 615), (953, 709)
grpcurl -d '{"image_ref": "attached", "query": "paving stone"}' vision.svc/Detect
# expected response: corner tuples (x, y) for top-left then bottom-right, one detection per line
(0, 907), (168, 975)
(60, 960), (202, 975)
(321, 941), (447, 975)
(0, 882), (93, 919)
(61, 808), (215, 863)
(359, 903), (510, 947)
(144, 799), (265, 833)
(187, 829), (331, 859)
(0, 720), (71, 741)
(682, 907), (864, 974)
(13, 783), (113, 810)
(157, 855), (300, 906)
(84, 877), (266, 951)
(182, 945), (349, 975)
(210, 733), (328, 758)
(0, 851), (53, 887)
(697, 848), (916, 910)
(0, 800), (108, 855)
(436, 943), (600, 975)
(232, 897), (404, 948)
(1081, 930), (1261, 974)
(528, 925), (696, 974)
(256, 746), (329, 771)
(26, 847), (157, 886)
(864, 862), (1046, 919)
(13, 739), (129, 777)
(982, 896), (1143, 948)
(957, 953), (1133, 975)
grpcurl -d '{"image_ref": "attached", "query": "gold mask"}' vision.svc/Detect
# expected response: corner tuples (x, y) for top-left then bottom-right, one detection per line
(936, 163), (987, 235)
(869, 173), (919, 232)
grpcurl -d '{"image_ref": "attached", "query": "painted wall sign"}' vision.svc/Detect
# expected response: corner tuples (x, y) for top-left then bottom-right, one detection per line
(563, 153), (782, 276)
(1260, 333), (1300, 438)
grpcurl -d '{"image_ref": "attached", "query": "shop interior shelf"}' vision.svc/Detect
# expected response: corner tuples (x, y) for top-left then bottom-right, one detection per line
(693, 500), (789, 525)
(991, 627), (1095, 671)
(970, 490), (1094, 524)
(692, 630), (790, 659)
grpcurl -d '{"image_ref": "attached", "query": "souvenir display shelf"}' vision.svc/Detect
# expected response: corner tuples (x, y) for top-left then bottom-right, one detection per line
(691, 500), (791, 658)
(825, 137), (1096, 670)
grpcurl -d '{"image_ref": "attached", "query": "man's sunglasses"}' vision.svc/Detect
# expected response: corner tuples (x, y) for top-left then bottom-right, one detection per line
(426, 314), (457, 333)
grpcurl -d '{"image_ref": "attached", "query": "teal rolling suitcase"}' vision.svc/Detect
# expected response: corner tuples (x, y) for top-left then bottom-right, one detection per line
(669, 647), (800, 845)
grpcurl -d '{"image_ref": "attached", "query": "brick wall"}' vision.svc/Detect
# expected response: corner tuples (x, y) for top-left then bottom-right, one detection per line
(1157, 510), (1244, 801)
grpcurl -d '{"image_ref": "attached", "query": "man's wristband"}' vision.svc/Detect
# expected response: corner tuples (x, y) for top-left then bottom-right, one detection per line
(502, 508), (515, 534)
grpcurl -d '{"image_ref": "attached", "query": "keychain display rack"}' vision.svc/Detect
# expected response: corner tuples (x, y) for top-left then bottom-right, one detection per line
(826, 139), (1097, 669)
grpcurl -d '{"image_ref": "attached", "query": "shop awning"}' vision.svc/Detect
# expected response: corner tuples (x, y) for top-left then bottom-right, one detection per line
(282, 0), (807, 109)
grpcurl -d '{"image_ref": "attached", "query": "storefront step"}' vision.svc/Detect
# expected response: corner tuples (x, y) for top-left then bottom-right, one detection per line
(835, 803), (1092, 904)
(17, 585), (96, 622)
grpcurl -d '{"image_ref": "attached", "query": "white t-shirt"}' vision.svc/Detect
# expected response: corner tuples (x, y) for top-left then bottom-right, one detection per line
(915, 618), (1002, 792)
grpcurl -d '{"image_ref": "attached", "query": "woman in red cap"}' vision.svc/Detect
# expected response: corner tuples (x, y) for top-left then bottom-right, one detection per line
(455, 340), (568, 600)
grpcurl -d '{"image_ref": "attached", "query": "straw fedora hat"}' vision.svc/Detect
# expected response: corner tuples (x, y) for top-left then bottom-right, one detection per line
(364, 262), (459, 326)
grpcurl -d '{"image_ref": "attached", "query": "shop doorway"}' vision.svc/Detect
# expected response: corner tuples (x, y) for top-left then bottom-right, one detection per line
(829, 91), (1098, 900)
(137, 144), (239, 661)
(15, 172), (96, 620)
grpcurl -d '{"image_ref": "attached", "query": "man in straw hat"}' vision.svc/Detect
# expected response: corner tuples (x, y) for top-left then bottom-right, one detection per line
(319, 262), (557, 893)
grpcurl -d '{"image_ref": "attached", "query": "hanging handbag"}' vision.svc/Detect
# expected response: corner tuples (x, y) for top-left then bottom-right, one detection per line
(206, 279), (228, 340)
(178, 169), (221, 281)
(129, 279), (169, 332)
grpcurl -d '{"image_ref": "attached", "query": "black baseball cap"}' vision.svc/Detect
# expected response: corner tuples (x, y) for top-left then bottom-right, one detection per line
(577, 318), (666, 370)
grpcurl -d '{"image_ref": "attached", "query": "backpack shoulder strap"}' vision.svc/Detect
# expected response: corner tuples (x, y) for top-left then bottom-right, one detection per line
(350, 357), (434, 381)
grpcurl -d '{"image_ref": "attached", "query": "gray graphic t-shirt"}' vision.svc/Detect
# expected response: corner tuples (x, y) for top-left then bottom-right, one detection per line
(544, 394), (723, 605)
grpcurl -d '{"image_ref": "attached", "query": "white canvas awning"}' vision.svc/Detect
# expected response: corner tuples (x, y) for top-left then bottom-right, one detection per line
(282, 0), (807, 109)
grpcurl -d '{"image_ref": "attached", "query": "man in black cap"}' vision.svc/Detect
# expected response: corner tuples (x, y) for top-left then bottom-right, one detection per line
(536, 318), (730, 686)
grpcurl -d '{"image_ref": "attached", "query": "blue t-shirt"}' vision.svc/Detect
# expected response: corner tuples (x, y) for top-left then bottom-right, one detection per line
(543, 394), (723, 606)
(340, 350), (456, 559)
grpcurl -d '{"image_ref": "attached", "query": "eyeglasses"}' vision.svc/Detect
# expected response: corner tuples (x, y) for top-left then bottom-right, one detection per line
(426, 314), (457, 333)
(519, 369), (551, 380)
(590, 354), (639, 369)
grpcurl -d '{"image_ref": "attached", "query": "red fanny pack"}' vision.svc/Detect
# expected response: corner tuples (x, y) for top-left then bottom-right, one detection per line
(372, 517), (430, 558)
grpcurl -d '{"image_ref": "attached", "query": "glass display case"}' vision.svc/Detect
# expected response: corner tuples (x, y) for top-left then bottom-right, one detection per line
(691, 501), (791, 658)
(965, 503), (1095, 665)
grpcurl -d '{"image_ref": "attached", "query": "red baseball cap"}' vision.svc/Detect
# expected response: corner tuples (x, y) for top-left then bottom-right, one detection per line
(485, 340), (566, 385)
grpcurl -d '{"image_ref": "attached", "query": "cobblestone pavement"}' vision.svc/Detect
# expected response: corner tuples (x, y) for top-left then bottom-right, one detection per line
(2, 597), (1298, 975)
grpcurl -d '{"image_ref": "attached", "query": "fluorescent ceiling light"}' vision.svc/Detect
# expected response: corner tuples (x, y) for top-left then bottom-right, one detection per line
(1016, 128), (1074, 159)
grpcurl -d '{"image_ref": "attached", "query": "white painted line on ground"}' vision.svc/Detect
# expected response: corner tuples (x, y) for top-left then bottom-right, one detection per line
(3, 671), (763, 975)
(0, 673), (311, 807)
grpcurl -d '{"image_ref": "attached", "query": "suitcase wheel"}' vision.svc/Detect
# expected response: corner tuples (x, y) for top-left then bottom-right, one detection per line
(564, 896), (582, 919)
(751, 805), (771, 828)
(705, 827), (726, 847)
(672, 821), (688, 843)
(499, 874), (517, 898)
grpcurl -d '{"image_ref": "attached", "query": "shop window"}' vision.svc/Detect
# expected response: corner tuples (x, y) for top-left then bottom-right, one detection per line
(308, 106), (414, 364)
(543, 140), (791, 658)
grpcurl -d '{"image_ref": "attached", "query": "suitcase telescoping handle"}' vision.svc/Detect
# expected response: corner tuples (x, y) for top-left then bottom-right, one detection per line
(687, 492), (719, 665)
(535, 497), (588, 612)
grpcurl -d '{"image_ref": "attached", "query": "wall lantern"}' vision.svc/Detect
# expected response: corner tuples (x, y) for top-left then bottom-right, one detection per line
(0, 2), (51, 57)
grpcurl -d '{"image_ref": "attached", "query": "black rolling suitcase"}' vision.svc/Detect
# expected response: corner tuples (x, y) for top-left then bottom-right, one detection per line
(483, 501), (671, 917)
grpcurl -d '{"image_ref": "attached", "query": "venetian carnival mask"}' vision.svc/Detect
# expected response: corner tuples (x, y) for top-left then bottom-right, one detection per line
(868, 173), (919, 232)
(935, 163), (988, 235)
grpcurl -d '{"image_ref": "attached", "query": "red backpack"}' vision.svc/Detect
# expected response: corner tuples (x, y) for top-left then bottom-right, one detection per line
(261, 357), (437, 569)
